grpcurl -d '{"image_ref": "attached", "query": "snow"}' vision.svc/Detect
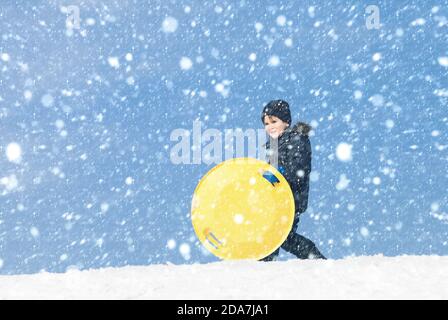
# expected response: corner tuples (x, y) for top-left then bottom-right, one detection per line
(30, 227), (39, 238)
(86, 18), (96, 26)
(1, 174), (18, 191)
(214, 6), (223, 14)
(268, 55), (280, 67)
(434, 89), (448, 97)
(107, 57), (120, 69)
(233, 214), (244, 224)
(276, 15), (287, 27)
(360, 227), (370, 238)
(385, 119), (395, 129)
(254, 22), (263, 32)
(335, 143), (353, 162)
(353, 90), (363, 100)
(372, 53), (382, 62)
(23, 90), (33, 101)
(179, 243), (191, 261)
(126, 77), (135, 86)
(431, 202), (440, 212)
(369, 94), (385, 107)
(100, 202), (109, 213)
(411, 18), (426, 26)
(179, 57), (193, 70)
(336, 174), (350, 191)
(1, 53), (10, 62)
(214, 80), (231, 98)
(0, 256), (447, 299)
(438, 57), (448, 67)
(55, 119), (65, 130)
(5, 143), (22, 163)
(308, 6), (316, 18)
(167, 239), (176, 250)
(395, 28), (404, 37)
(125, 53), (133, 62)
(162, 17), (178, 33)
(40, 94), (54, 107)
(432, 130), (440, 137)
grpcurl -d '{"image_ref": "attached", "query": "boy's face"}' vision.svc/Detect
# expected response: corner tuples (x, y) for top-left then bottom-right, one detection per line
(263, 115), (289, 139)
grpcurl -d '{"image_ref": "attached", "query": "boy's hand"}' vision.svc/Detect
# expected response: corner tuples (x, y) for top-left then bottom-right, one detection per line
(278, 166), (286, 176)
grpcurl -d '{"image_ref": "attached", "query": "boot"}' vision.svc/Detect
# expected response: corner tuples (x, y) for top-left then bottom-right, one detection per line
(259, 248), (280, 262)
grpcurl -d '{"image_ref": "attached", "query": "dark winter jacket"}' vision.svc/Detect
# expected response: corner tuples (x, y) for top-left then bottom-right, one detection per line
(265, 122), (312, 215)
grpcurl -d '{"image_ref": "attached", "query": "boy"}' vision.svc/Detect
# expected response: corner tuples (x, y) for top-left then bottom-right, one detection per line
(261, 100), (326, 261)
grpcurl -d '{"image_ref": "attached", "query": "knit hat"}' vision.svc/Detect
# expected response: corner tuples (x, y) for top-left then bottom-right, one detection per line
(261, 100), (292, 125)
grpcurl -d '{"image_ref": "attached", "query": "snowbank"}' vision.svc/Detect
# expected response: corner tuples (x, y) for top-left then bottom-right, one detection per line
(1, 255), (447, 299)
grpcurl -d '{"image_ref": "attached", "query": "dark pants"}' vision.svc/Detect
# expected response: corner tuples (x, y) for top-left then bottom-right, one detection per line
(260, 216), (326, 261)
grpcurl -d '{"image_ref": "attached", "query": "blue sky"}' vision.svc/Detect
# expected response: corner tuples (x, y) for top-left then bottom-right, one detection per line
(0, 0), (447, 274)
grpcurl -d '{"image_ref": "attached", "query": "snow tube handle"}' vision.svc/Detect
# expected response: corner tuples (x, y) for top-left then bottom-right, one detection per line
(261, 170), (280, 186)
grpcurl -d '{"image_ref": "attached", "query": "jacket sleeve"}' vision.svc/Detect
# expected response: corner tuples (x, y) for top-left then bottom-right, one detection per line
(282, 134), (312, 213)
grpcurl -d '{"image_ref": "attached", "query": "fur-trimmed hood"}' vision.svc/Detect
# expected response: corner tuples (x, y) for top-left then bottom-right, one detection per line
(264, 121), (312, 148)
(289, 122), (312, 136)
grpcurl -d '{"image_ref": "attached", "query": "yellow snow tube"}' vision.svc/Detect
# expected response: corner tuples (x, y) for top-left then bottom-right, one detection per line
(191, 157), (295, 260)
